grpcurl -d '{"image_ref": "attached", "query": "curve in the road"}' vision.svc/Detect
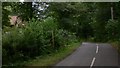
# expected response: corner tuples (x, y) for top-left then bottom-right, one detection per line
(55, 42), (119, 68)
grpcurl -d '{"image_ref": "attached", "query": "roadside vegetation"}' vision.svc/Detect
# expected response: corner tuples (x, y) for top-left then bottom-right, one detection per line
(2, 2), (120, 66)
(24, 42), (80, 66)
(110, 41), (120, 53)
(2, 17), (78, 66)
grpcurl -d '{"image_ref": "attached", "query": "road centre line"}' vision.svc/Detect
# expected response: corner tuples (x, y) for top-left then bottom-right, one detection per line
(96, 45), (99, 54)
(90, 57), (96, 68)
(90, 44), (99, 68)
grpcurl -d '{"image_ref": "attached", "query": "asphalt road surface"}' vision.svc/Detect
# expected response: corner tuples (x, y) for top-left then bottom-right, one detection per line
(55, 42), (119, 68)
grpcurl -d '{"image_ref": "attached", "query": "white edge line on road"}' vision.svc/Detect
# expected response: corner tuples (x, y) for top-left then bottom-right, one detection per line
(90, 57), (96, 68)
(96, 45), (99, 54)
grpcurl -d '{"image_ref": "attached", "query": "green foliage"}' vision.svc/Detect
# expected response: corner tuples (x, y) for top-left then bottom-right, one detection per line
(105, 19), (120, 40)
(10, 2), (33, 21)
(91, 3), (111, 42)
(2, 27), (23, 64)
(48, 3), (93, 39)
(2, 17), (77, 65)
(2, 2), (35, 28)
(2, 2), (11, 28)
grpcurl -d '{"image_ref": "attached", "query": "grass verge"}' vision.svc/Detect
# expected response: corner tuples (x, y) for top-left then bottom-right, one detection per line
(23, 42), (80, 67)
(110, 41), (120, 53)
(110, 41), (120, 67)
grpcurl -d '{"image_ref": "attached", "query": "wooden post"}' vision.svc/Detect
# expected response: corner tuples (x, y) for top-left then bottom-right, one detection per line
(52, 30), (54, 48)
(111, 7), (114, 20)
(110, 2), (114, 20)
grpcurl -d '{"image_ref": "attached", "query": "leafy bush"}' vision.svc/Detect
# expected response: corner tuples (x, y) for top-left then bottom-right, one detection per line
(2, 17), (77, 65)
(2, 27), (23, 64)
(105, 19), (120, 41)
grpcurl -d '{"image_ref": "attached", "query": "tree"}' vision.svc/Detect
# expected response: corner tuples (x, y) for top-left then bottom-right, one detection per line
(48, 3), (93, 39)
(10, 2), (33, 21)
(2, 2), (11, 28)
(92, 3), (111, 42)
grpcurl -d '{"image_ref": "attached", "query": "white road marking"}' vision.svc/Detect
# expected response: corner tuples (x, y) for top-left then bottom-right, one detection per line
(96, 45), (99, 54)
(90, 44), (99, 68)
(90, 57), (96, 68)
(82, 42), (87, 45)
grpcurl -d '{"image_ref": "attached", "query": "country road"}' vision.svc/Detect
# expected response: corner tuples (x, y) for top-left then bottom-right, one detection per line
(55, 42), (119, 68)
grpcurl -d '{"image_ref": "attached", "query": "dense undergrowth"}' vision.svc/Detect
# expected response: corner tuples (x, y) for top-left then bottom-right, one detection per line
(2, 17), (78, 65)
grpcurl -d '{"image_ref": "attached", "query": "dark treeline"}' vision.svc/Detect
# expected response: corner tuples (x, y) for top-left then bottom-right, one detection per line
(2, 2), (120, 65)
